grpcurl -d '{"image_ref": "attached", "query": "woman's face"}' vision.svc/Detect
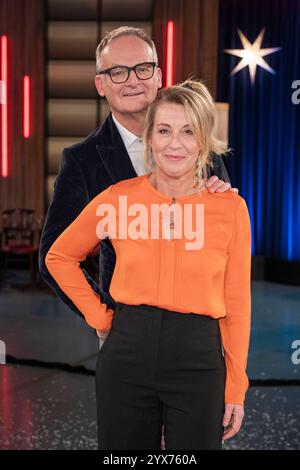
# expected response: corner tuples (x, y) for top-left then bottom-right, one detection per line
(149, 102), (201, 179)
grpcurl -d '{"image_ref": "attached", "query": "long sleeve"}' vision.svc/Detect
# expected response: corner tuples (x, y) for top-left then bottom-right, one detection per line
(39, 148), (101, 318)
(45, 185), (114, 332)
(219, 197), (252, 405)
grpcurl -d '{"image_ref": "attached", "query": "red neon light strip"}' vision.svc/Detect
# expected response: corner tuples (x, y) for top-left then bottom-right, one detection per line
(1, 35), (8, 177)
(23, 75), (30, 138)
(166, 21), (174, 87)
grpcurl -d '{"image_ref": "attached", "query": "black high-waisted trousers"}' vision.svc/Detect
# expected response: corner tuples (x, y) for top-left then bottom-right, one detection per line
(95, 302), (226, 450)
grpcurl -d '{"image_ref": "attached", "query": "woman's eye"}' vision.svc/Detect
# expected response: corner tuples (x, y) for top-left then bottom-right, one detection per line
(158, 128), (169, 134)
(184, 129), (193, 135)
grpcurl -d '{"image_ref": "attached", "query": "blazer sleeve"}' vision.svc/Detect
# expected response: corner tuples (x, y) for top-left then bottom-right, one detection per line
(45, 185), (114, 332)
(39, 148), (101, 318)
(218, 197), (252, 405)
(209, 154), (231, 184)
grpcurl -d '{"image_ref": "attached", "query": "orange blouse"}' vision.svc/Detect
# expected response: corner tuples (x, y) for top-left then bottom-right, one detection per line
(45, 173), (252, 405)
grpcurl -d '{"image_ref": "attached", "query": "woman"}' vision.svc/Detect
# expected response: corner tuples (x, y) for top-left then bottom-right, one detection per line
(45, 79), (251, 450)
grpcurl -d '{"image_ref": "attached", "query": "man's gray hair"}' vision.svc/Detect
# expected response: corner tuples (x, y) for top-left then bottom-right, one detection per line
(96, 26), (158, 73)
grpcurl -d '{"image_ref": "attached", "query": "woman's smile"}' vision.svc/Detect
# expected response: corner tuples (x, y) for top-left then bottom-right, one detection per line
(164, 154), (187, 162)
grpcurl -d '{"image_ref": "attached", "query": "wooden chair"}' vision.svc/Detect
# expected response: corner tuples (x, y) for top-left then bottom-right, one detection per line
(1, 209), (40, 285)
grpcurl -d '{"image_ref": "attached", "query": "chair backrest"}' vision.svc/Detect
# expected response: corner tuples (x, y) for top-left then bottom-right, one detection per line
(1, 209), (36, 248)
(2, 209), (35, 229)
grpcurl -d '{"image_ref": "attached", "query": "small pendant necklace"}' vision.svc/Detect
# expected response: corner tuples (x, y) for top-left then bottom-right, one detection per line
(149, 173), (204, 231)
(169, 197), (176, 229)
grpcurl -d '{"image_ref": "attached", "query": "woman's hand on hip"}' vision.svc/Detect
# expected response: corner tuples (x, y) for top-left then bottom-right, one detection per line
(222, 403), (244, 441)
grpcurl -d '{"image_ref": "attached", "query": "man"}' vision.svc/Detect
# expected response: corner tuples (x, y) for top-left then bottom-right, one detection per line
(39, 26), (232, 318)
(39, 26), (233, 450)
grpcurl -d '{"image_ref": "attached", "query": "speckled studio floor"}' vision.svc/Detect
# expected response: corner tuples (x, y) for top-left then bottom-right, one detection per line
(0, 271), (300, 450)
(0, 365), (300, 450)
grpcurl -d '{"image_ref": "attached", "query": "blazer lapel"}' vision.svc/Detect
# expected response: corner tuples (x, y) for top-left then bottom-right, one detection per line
(95, 113), (137, 184)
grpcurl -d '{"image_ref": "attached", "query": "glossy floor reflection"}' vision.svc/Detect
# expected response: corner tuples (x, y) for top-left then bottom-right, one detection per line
(0, 271), (99, 370)
(0, 365), (97, 450)
(0, 270), (300, 449)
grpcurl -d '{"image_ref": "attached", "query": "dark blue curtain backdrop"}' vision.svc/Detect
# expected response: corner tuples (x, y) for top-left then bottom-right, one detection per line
(218, 0), (300, 261)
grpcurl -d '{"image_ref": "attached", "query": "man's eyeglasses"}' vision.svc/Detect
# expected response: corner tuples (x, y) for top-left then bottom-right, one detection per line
(97, 62), (157, 84)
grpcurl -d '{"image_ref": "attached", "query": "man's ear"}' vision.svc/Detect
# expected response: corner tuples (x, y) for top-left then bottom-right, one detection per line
(156, 67), (163, 89)
(95, 75), (105, 97)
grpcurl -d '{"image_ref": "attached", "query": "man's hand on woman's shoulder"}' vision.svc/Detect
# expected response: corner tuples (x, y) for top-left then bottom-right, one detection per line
(206, 176), (239, 194)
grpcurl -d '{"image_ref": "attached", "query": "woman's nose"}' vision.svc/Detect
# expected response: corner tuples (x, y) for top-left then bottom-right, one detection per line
(168, 134), (182, 149)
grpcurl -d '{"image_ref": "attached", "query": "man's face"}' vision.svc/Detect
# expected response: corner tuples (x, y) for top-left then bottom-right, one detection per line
(95, 36), (162, 118)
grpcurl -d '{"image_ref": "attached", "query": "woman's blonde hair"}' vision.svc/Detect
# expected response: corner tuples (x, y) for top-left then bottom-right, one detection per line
(143, 79), (229, 181)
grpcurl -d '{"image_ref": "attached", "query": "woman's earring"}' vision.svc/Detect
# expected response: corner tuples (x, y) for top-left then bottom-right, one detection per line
(195, 157), (202, 187)
(148, 147), (154, 169)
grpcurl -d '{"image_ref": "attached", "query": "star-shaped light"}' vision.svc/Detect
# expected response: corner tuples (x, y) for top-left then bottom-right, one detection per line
(224, 28), (281, 84)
